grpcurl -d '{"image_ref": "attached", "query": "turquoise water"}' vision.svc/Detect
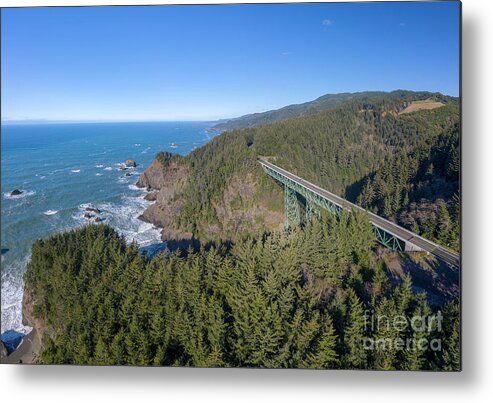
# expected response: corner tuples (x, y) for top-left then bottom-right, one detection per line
(1, 121), (215, 334)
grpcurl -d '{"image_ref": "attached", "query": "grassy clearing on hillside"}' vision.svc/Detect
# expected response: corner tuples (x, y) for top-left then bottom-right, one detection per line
(399, 99), (445, 114)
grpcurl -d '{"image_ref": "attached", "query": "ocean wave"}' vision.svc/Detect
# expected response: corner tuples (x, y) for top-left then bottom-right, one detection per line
(72, 203), (103, 224)
(43, 210), (59, 216)
(3, 190), (36, 200)
(128, 184), (145, 191)
(1, 255), (34, 334)
(71, 169), (81, 173)
(104, 167), (113, 171)
(95, 164), (104, 168)
(95, 173), (103, 176)
(95, 197), (162, 248)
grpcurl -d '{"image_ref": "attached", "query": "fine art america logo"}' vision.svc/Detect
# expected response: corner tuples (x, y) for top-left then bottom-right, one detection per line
(363, 310), (443, 352)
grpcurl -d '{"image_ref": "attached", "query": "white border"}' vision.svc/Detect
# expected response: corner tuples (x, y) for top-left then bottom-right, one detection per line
(2, 0), (493, 402)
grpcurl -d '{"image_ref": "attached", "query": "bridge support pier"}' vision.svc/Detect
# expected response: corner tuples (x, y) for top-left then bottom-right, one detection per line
(284, 185), (301, 229)
(305, 195), (320, 223)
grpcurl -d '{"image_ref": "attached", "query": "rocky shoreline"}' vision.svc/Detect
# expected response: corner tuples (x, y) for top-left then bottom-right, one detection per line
(1, 287), (43, 364)
(136, 157), (193, 242)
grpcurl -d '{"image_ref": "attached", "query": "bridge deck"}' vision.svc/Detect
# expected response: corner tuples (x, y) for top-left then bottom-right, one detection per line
(258, 157), (460, 268)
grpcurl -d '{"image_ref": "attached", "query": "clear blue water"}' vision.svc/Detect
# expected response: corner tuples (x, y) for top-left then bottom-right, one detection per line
(1, 121), (215, 334)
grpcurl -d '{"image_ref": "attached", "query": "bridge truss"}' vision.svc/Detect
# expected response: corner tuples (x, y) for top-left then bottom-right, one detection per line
(261, 163), (406, 252)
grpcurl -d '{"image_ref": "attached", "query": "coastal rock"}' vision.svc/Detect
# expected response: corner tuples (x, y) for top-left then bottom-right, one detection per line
(136, 158), (167, 189)
(85, 207), (101, 214)
(125, 172), (131, 177)
(95, 217), (102, 223)
(10, 189), (23, 196)
(144, 191), (158, 201)
(125, 159), (136, 168)
(84, 213), (94, 219)
(137, 159), (191, 241)
(139, 203), (192, 241)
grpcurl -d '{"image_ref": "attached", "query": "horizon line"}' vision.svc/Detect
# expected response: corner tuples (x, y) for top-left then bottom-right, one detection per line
(1, 119), (221, 125)
(1, 89), (459, 125)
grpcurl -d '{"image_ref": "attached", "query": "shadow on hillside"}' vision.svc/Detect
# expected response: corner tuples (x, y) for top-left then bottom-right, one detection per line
(344, 176), (367, 203)
(383, 250), (460, 305)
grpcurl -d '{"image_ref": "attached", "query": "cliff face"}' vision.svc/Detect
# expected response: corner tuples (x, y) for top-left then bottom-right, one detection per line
(136, 158), (169, 190)
(137, 160), (193, 241)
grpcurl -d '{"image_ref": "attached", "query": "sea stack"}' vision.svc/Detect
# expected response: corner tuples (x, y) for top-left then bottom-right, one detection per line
(125, 159), (136, 168)
(10, 189), (23, 196)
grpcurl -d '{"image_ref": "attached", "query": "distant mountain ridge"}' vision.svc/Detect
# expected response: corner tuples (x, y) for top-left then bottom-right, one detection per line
(212, 90), (454, 131)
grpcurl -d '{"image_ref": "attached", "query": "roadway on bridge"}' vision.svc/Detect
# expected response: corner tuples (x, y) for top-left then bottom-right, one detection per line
(258, 157), (460, 268)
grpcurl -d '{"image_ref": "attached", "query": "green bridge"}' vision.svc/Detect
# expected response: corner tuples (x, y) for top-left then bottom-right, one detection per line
(258, 157), (460, 268)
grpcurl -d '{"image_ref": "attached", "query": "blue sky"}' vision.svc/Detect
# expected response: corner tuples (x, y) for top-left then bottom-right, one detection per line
(1, 2), (460, 122)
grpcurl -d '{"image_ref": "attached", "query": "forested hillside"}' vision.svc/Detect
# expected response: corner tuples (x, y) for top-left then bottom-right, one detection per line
(356, 122), (460, 251)
(24, 224), (459, 369)
(212, 90), (451, 131)
(140, 90), (459, 249)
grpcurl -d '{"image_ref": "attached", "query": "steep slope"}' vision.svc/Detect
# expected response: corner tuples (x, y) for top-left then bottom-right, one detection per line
(138, 91), (459, 245)
(355, 122), (460, 251)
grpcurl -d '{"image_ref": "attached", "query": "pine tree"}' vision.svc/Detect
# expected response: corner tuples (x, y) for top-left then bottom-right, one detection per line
(343, 289), (368, 368)
(304, 315), (339, 368)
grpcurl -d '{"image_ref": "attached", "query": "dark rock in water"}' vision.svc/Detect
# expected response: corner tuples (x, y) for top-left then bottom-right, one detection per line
(125, 172), (131, 177)
(1, 248), (9, 256)
(125, 159), (136, 168)
(144, 191), (158, 201)
(84, 213), (94, 219)
(85, 207), (101, 214)
(95, 217), (102, 223)
(10, 189), (23, 196)
(0, 330), (24, 354)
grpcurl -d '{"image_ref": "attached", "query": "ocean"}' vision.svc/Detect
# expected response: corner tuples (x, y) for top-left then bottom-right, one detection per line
(1, 121), (216, 335)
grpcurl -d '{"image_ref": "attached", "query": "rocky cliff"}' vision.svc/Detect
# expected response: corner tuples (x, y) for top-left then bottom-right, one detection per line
(137, 159), (192, 241)
(136, 155), (283, 244)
